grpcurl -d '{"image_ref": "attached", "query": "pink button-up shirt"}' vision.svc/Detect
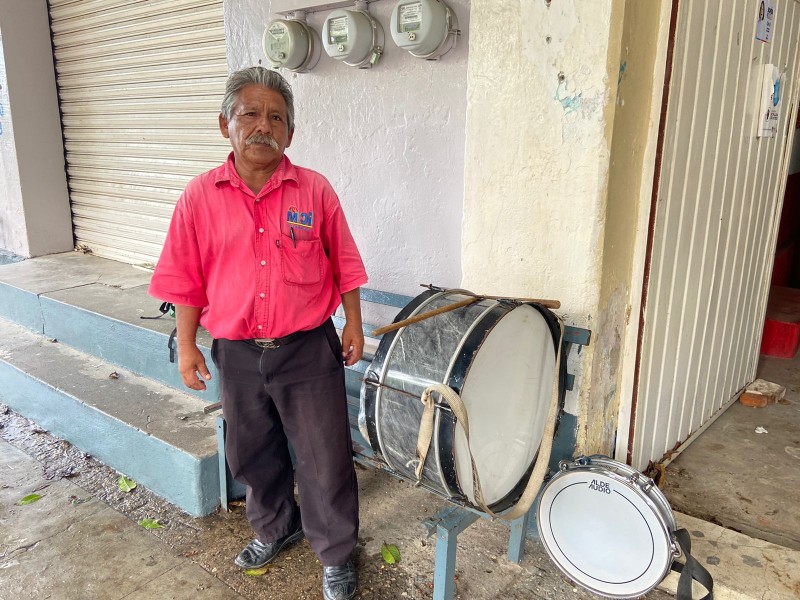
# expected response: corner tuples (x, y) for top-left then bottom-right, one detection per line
(148, 154), (368, 340)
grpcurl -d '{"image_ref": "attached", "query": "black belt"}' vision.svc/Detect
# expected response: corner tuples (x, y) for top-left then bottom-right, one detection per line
(248, 332), (305, 349)
(246, 324), (323, 349)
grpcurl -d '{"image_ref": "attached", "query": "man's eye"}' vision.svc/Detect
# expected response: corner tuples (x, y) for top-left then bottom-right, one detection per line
(271, 115), (283, 122)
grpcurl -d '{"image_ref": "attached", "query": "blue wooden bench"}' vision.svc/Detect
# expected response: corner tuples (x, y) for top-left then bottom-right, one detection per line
(216, 287), (591, 600)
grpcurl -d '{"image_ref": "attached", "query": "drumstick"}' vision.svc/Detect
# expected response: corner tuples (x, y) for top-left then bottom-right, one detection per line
(420, 285), (561, 309)
(372, 297), (480, 336)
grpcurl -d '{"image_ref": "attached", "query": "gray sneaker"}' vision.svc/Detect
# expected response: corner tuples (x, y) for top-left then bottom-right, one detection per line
(322, 560), (357, 600)
(234, 517), (303, 569)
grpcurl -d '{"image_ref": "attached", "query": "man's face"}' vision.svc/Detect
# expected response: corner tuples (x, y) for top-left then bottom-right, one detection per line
(219, 84), (294, 170)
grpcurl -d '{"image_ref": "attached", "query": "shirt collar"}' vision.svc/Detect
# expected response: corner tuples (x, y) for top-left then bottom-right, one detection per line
(215, 153), (299, 189)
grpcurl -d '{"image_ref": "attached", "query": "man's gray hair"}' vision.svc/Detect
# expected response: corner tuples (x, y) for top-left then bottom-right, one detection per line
(220, 67), (295, 131)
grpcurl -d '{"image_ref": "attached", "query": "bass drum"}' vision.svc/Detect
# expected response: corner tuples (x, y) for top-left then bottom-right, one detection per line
(537, 456), (681, 599)
(361, 289), (566, 511)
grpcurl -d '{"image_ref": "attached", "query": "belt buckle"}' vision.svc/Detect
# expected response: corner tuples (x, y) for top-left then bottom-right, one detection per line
(255, 338), (279, 349)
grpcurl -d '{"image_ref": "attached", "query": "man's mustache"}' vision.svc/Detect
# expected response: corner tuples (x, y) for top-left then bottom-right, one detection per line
(245, 133), (279, 150)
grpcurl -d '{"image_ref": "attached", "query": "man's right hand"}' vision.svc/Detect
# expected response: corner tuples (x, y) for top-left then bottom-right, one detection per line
(177, 342), (212, 390)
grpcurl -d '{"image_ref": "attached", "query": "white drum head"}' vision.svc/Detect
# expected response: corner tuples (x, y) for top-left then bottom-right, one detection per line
(454, 304), (556, 506)
(537, 463), (676, 598)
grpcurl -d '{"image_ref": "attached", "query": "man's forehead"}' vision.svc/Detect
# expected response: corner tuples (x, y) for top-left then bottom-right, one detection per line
(234, 85), (286, 107)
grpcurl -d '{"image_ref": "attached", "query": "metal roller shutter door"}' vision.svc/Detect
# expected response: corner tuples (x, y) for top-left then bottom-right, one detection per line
(49, 0), (230, 266)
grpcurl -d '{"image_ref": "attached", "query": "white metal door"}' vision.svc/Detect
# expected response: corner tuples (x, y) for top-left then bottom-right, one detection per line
(49, 0), (230, 266)
(631, 0), (800, 470)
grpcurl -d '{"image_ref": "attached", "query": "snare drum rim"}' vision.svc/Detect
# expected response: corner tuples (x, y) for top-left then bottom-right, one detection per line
(583, 456), (677, 532)
(439, 302), (567, 512)
(536, 462), (676, 599)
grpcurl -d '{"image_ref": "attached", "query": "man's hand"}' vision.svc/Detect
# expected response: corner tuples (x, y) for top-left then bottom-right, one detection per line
(341, 321), (364, 366)
(177, 341), (212, 390)
(340, 288), (364, 366)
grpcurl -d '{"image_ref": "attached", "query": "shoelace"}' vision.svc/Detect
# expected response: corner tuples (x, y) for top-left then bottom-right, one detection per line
(324, 564), (355, 594)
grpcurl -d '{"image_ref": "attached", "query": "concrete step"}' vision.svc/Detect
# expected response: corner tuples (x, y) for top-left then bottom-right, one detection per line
(0, 252), (218, 400)
(0, 317), (220, 516)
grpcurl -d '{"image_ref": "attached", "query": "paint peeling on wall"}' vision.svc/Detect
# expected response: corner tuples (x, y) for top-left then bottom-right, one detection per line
(617, 61), (627, 103)
(555, 75), (583, 114)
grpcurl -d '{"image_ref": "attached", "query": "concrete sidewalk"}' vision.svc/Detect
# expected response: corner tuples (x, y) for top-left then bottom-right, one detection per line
(0, 438), (243, 600)
(2, 408), (799, 600)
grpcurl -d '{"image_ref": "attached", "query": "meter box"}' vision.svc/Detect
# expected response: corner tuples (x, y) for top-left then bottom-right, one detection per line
(390, 0), (459, 59)
(322, 8), (384, 68)
(263, 18), (321, 72)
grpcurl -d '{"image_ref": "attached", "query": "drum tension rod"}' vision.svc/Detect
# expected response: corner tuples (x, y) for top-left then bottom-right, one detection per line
(361, 379), (455, 414)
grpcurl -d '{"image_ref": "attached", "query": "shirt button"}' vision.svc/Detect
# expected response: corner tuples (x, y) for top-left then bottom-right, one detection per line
(255, 198), (261, 203)
(260, 260), (266, 266)
(257, 325), (262, 330)
(258, 228), (264, 233)
(259, 293), (265, 299)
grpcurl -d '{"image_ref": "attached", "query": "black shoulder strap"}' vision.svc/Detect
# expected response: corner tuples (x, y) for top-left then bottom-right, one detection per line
(672, 528), (714, 600)
(140, 301), (174, 320)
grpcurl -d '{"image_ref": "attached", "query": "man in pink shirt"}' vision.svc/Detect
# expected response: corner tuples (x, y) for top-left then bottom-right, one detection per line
(149, 67), (366, 600)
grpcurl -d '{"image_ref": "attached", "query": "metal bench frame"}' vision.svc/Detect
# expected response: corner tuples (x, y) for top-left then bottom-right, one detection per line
(216, 287), (590, 600)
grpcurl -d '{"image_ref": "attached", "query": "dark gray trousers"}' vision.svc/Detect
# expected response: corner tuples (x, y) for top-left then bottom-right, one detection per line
(212, 319), (358, 566)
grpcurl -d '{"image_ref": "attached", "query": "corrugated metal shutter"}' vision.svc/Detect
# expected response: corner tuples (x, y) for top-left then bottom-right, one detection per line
(48, 0), (230, 266)
(631, 0), (800, 470)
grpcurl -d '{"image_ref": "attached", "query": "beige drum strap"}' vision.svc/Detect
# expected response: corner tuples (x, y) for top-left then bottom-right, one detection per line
(415, 317), (565, 520)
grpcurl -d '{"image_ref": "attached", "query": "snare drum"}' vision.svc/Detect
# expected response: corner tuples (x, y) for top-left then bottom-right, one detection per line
(537, 456), (681, 599)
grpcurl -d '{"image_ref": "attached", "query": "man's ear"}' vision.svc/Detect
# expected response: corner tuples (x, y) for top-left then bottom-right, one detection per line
(219, 113), (230, 139)
(286, 127), (294, 148)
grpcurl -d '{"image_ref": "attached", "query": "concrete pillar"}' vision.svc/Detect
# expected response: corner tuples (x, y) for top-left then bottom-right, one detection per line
(0, 0), (72, 258)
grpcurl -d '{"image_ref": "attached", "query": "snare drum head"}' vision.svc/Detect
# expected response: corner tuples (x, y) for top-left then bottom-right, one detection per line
(537, 463), (675, 599)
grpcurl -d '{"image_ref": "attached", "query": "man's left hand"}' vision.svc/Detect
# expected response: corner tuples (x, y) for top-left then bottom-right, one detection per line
(341, 322), (364, 366)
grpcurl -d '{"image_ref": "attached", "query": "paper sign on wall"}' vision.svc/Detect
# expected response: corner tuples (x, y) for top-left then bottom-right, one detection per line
(758, 64), (783, 138)
(756, 0), (775, 43)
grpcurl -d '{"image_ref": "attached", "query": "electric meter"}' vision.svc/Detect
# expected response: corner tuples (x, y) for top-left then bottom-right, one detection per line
(390, 0), (459, 60)
(263, 18), (321, 72)
(322, 9), (384, 68)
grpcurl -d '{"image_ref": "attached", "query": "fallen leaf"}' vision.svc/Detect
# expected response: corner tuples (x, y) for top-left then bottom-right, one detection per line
(118, 475), (137, 492)
(244, 566), (270, 576)
(17, 493), (43, 506)
(138, 518), (164, 529)
(381, 542), (401, 564)
(109, 371), (120, 379)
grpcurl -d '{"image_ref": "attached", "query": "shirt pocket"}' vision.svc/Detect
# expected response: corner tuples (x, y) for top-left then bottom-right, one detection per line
(280, 236), (324, 285)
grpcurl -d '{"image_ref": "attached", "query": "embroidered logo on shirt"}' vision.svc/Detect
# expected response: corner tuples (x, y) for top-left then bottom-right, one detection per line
(287, 206), (313, 228)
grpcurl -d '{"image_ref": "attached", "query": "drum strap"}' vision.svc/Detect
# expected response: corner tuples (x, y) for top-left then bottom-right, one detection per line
(672, 528), (714, 600)
(415, 317), (565, 520)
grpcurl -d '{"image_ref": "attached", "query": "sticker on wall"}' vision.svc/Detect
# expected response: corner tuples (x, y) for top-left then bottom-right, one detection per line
(756, 0), (775, 43)
(757, 63), (783, 138)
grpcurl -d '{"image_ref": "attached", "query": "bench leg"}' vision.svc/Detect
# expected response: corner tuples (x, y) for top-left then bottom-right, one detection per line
(426, 507), (480, 600)
(507, 509), (531, 564)
(216, 416), (228, 512)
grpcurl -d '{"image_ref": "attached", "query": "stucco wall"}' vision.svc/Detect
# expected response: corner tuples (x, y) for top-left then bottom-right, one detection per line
(462, 0), (621, 424)
(224, 0), (470, 296)
(0, 0), (72, 257)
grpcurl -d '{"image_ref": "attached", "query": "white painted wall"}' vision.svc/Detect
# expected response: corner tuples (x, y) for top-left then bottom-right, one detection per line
(0, 0), (72, 257)
(225, 0), (470, 296)
(462, 0), (620, 421)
